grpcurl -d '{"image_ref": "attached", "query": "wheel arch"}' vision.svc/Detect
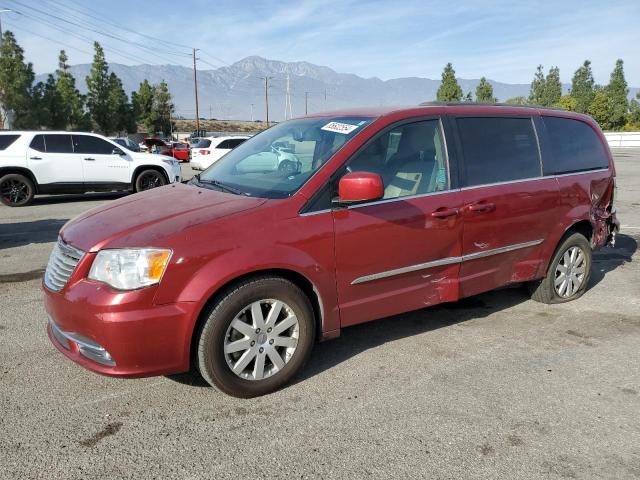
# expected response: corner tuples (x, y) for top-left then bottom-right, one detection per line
(188, 268), (325, 370)
(132, 165), (170, 190)
(0, 167), (39, 192)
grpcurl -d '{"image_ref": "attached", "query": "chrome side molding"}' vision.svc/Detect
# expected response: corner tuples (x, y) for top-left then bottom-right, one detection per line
(351, 239), (543, 285)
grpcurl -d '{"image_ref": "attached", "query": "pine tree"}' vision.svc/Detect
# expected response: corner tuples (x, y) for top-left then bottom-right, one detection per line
(155, 80), (174, 136)
(436, 63), (463, 102)
(34, 75), (65, 129)
(505, 96), (527, 105)
(86, 42), (113, 133)
(55, 50), (88, 130)
(475, 77), (496, 103)
(107, 72), (134, 134)
(556, 95), (577, 112)
(570, 60), (595, 114)
(0, 31), (37, 128)
(132, 79), (157, 133)
(606, 59), (629, 130)
(528, 65), (546, 106)
(544, 66), (562, 107)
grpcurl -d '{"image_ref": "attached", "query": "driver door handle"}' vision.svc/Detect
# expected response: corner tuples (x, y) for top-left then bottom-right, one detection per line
(466, 202), (495, 213)
(30, 156), (42, 160)
(84, 157), (96, 161)
(431, 207), (459, 219)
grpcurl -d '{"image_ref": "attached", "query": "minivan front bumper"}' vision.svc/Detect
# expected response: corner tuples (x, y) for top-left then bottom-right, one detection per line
(44, 279), (199, 378)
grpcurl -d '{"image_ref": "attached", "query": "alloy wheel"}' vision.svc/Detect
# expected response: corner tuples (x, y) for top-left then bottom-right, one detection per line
(223, 299), (299, 381)
(554, 246), (586, 298)
(1, 178), (29, 205)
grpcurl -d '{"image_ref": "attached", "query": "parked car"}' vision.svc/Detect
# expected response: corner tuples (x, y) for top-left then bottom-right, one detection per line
(0, 131), (182, 206)
(161, 142), (190, 162)
(190, 136), (250, 170)
(142, 137), (168, 154)
(44, 105), (619, 397)
(110, 137), (141, 152)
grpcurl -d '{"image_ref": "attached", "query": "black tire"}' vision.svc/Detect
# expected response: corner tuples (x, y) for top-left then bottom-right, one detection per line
(197, 276), (315, 398)
(135, 169), (166, 192)
(528, 232), (592, 304)
(0, 173), (35, 207)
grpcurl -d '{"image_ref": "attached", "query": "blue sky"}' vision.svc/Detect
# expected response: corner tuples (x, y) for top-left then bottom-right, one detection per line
(3, 0), (639, 85)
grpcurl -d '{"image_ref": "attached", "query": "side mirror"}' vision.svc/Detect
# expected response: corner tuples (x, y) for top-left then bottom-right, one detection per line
(336, 171), (384, 204)
(112, 148), (125, 155)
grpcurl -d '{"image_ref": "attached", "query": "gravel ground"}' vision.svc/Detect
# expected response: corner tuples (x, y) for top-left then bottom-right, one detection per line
(0, 154), (638, 479)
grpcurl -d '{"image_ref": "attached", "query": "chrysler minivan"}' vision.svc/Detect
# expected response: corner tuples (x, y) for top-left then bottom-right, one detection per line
(44, 104), (619, 397)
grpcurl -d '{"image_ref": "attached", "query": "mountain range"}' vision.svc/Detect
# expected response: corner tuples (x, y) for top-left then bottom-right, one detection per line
(36, 56), (639, 122)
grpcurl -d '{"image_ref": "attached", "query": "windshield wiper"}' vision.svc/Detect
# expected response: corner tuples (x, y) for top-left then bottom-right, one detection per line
(197, 177), (245, 196)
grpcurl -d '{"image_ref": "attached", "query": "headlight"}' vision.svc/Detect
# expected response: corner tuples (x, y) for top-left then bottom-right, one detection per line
(88, 248), (172, 290)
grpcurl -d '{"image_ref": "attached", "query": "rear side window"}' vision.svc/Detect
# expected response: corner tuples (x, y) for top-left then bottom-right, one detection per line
(0, 134), (20, 150)
(228, 139), (246, 148)
(30, 135), (46, 152)
(217, 140), (232, 149)
(195, 139), (211, 148)
(73, 135), (115, 154)
(543, 117), (609, 174)
(43, 134), (73, 154)
(457, 117), (541, 187)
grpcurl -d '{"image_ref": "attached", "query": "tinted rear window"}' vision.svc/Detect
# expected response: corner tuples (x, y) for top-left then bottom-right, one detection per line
(457, 117), (541, 187)
(30, 135), (45, 152)
(228, 138), (247, 148)
(73, 135), (114, 154)
(0, 134), (20, 150)
(543, 117), (609, 174)
(43, 134), (73, 153)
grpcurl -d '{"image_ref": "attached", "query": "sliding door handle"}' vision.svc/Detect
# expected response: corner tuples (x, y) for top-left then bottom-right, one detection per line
(84, 157), (96, 161)
(431, 207), (459, 219)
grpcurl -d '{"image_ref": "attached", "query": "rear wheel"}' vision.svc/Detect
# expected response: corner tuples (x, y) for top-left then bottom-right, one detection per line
(135, 169), (166, 192)
(197, 276), (315, 397)
(0, 173), (35, 207)
(528, 232), (592, 304)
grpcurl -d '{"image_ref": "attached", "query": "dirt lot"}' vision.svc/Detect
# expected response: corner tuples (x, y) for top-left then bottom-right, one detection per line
(0, 152), (638, 479)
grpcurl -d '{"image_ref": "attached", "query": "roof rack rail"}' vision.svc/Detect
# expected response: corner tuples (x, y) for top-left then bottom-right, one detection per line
(418, 101), (565, 111)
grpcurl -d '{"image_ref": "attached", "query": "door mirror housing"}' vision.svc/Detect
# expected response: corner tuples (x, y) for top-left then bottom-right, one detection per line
(336, 171), (384, 204)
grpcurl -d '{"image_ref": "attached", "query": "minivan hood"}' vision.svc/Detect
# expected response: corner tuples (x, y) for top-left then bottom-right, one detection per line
(61, 183), (266, 252)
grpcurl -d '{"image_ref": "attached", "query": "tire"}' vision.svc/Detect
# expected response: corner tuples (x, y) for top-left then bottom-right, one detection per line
(197, 276), (315, 398)
(528, 232), (592, 304)
(135, 169), (166, 192)
(0, 173), (35, 207)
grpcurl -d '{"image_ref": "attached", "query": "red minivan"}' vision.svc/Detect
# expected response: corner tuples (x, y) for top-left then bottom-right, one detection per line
(44, 104), (619, 397)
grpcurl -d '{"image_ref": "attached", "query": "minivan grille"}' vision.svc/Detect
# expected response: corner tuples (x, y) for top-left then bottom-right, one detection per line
(44, 238), (84, 292)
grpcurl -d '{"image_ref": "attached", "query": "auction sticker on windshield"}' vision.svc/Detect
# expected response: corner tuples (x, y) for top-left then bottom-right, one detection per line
(321, 121), (359, 135)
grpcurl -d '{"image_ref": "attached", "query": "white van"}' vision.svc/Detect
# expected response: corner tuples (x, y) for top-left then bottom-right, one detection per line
(0, 131), (182, 206)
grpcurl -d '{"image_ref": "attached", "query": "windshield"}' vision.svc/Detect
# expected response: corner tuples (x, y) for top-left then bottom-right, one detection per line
(195, 116), (373, 198)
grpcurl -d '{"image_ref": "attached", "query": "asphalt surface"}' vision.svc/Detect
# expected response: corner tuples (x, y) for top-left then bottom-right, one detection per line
(1, 154), (639, 479)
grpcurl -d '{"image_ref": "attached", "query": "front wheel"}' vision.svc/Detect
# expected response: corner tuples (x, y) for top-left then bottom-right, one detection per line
(0, 173), (35, 207)
(197, 276), (315, 397)
(528, 232), (592, 304)
(135, 169), (166, 192)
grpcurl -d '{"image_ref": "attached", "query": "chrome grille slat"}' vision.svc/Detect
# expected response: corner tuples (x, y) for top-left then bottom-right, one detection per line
(44, 238), (85, 292)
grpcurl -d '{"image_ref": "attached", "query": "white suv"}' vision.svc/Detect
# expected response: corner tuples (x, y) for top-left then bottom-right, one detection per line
(0, 131), (182, 207)
(190, 135), (249, 170)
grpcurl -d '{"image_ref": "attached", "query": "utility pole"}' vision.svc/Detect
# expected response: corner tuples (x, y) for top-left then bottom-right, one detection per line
(192, 48), (200, 133)
(305, 92), (309, 115)
(0, 8), (13, 45)
(250, 103), (254, 122)
(209, 105), (212, 119)
(284, 74), (293, 120)
(261, 76), (272, 127)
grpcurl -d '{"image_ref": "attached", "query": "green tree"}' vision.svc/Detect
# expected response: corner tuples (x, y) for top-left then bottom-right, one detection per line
(34, 75), (65, 129)
(556, 95), (577, 112)
(570, 60), (595, 114)
(588, 90), (614, 131)
(628, 92), (640, 128)
(155, 80), (174, 136)
(436, 63), (463, 102)
(107, 72), (135, 134)
(0, 31), (37, 128)
(55, 50), (90, 130)
(606, 59), (629, 130)
(505, 96), (527, 105)
(475, 77), (496, 103)
(86, 42), (113, 133)
(464, 91), (473, 102)
(528, 65), (546, 106)
(132, 79), (158, 133)
(543, 66), (562, 107)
